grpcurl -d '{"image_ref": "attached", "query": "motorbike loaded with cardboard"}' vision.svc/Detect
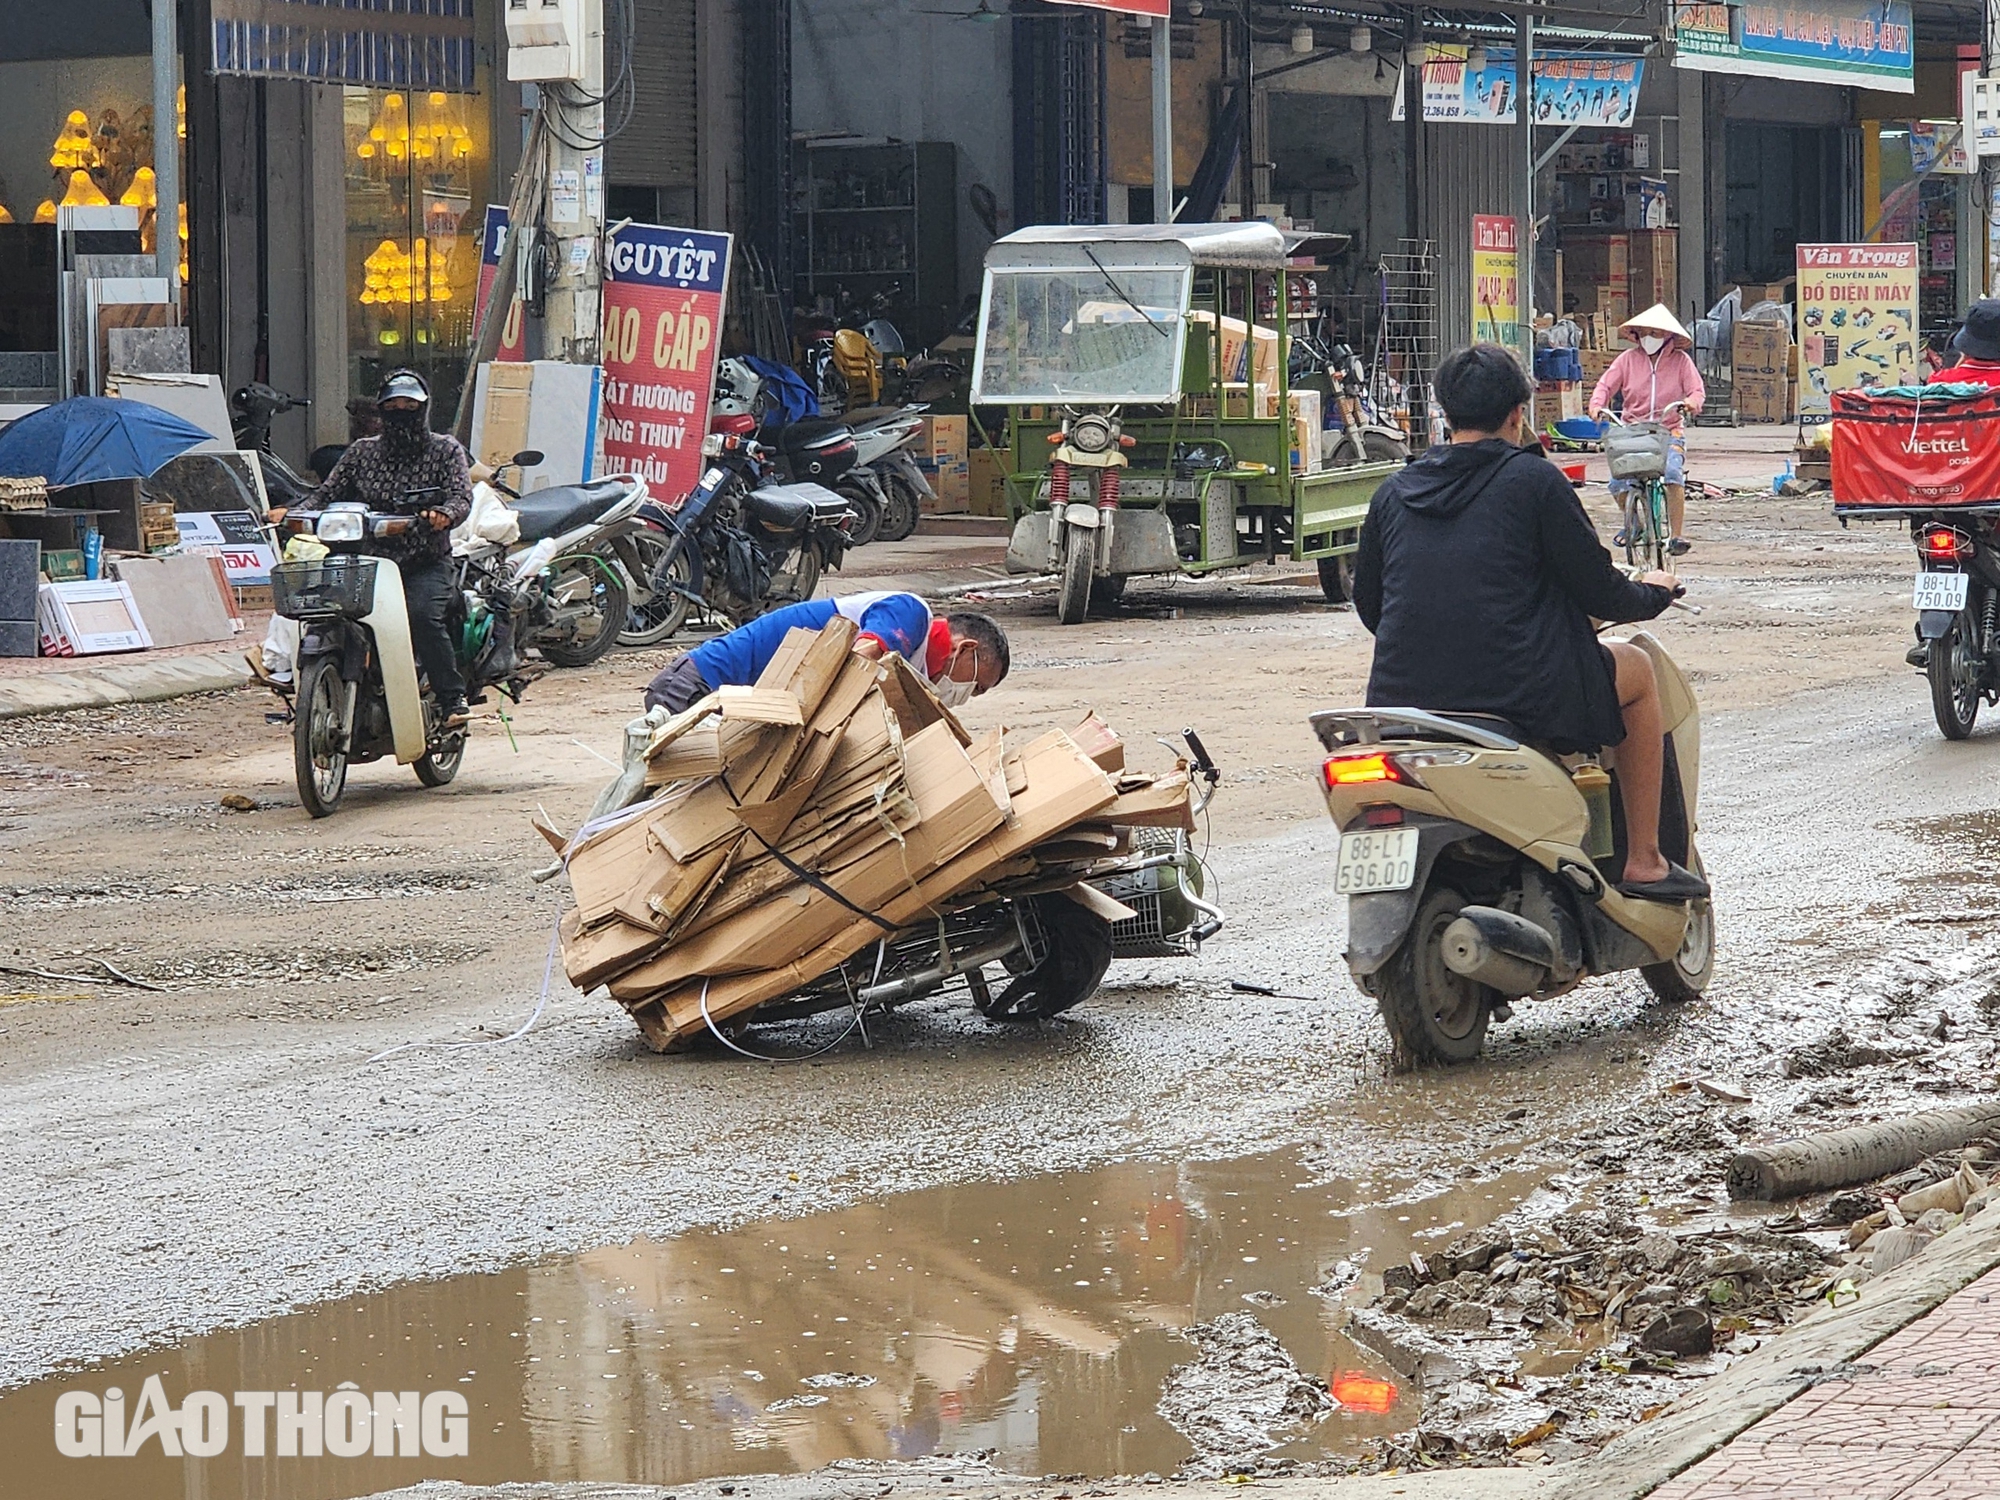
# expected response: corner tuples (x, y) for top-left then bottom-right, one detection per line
(1312, 631), (1714, 1065)
(556, 619), (1224, 1052)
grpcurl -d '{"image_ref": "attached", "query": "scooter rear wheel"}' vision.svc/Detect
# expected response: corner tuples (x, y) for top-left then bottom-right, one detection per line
(1375, 884), (1492, 1068)
(1929, 610), (1982, 740)
(1642, 854), (1714, 1003)
(294, 657), (349, 818)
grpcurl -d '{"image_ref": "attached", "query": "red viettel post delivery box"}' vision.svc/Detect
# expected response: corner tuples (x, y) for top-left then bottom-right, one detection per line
(1831, 388), (2000, 510)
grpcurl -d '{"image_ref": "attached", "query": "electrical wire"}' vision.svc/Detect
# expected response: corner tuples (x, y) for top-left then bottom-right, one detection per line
(367, 920), (561, 1063)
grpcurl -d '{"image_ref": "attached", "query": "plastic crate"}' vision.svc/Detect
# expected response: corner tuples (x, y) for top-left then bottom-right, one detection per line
(271, 556), (379, 620)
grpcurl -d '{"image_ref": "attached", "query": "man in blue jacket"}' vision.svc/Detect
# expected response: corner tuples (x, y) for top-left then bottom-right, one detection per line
(643, 591), (1009, 713)
(1352, 343), (1705, 903)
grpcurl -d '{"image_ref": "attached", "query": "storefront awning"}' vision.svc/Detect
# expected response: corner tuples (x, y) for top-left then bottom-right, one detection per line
(210, 0), (477, 91)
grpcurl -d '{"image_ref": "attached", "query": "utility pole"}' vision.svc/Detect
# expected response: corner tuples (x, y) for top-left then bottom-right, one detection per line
(1152, 15), (1173, 222)
(541, 0), (607, 364)
(1516, 10), (1535, 416)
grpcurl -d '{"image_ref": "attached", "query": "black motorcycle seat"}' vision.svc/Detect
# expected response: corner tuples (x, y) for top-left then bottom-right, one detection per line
(765, 417), (853, 453)
(511, 479), (628, 542)
(744, 486), (816, 532)
(1437, 712), (1525, 743)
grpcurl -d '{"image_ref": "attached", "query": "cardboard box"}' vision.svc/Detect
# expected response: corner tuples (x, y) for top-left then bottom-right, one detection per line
(1580, 348), (1620, 385)
(1732, 320), (1791, 377)
(915, 414), (970, 514)
(1628, 230), (1677, 312)
(1188, 311), (1281, 390)
(1571, 285), (1630, 329)
(967, 446), (1008, 517)
(1624, 178), (1671, 229)
(1565, 235), (1630, 285)
(1287, 389), (1322, 473)
(1734, 371), (1788, 423)
(1536, 380), (1584, 420)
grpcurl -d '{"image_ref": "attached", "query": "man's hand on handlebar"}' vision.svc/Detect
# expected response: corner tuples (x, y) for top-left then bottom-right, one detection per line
(419, 509), (453, 532)
(1638, 568), (1684, 596)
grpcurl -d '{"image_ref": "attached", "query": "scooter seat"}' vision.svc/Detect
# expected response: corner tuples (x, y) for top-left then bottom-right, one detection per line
(764, 417), (852, 453)
(1436, 712), (1526, 743)
(743, 485), (817, 532)
(511, 480), (629, 542)
(744, 481), (850, 534)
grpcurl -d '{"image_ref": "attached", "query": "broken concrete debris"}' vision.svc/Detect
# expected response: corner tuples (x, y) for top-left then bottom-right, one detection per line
(552, 619), (1196, 1049)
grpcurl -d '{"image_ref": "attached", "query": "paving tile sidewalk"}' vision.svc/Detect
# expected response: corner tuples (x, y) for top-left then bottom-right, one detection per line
(1650, 1264), (2000, 1499)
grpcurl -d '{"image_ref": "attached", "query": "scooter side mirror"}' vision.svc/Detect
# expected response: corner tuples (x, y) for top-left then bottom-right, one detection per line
(513, 450), (545, 468)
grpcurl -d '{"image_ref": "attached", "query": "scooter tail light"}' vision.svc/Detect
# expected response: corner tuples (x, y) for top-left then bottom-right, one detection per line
(1322, 750), (1410, 789)
(1361, 803), (1405, 827)
(1921, 525), (1969, 560)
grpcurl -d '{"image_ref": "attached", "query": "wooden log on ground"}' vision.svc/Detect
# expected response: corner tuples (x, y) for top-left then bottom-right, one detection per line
(1728, 1101), (2000, 1201)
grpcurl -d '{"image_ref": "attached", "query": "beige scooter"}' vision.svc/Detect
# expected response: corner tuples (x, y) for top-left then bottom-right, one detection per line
(1309, 631), (1714, 1066)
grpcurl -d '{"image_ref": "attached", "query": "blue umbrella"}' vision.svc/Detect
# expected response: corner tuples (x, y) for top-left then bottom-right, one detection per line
(0, 397), (217, 487)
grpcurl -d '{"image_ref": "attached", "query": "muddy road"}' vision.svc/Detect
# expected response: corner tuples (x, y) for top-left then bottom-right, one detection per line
(4, 484), (1999, 1491)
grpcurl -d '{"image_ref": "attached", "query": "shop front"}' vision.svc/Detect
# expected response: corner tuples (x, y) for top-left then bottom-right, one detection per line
(0, 4), (186, 405)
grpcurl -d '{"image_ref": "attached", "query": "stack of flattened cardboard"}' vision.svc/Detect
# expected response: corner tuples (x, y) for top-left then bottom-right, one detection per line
(555, 618), (1194, 1050)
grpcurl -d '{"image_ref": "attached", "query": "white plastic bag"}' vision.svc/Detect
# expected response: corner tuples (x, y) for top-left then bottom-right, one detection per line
(452, 481), (522, 554)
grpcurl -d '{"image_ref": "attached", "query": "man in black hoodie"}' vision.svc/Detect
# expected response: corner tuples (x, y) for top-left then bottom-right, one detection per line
(1352, 343), (1706, 903)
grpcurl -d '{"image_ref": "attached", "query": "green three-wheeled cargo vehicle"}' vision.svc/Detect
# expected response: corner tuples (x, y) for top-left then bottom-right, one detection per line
(970, 221), (1407, 623)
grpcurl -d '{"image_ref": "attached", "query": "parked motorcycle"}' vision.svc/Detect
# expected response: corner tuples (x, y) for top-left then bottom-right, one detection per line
(1026, 406), (1135, 625)
(749, 732), (1224, 1030)
(1905, 516), (1999, 739)
(800, 291), (964, 413)
(837, 406), (932, 545)
(478, 458), (650, 668)
(271, 487), (529, 817)
(637, 427), (854, 635)
(231, 382), (322, 508)
(1311, 632), (1713, 1066)
(1289, 333), (1409, 467)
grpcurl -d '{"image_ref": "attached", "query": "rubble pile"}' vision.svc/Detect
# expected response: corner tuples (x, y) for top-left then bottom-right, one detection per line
(1159, 1312), (1336, 1473)
(553, 618), (1194, 1049)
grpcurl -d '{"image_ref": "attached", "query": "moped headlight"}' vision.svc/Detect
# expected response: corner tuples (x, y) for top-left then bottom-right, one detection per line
(1069, 414), (1114, 454)
(315, 512), (364, 543)
(701, 433), (726, 457)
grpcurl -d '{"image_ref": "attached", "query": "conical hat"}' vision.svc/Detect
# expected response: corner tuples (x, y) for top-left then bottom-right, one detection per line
(1619, 303), (1692, 350)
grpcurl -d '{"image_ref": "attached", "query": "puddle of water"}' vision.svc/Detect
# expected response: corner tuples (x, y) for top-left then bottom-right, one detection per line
(2, 1150), (1534, 1500)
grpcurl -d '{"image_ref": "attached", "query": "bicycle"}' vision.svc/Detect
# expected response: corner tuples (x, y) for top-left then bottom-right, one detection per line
(1595, 402), (1687, 573)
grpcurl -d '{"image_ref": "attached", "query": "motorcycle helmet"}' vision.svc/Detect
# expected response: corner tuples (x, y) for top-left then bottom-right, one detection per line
(861, 317), (906, 357)
(712, 357), (762, 418)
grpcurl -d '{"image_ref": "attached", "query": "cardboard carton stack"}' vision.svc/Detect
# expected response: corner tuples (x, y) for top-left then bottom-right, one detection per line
(915, 415), (970, 514)
(1566, 235), (1631, 333)
(1733, 319), (1793, 423)
(555, 618), (1194, 1050)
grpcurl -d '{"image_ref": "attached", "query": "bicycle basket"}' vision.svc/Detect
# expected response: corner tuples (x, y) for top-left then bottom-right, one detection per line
(271, 556), (380, 620)
(1604, 422), (1670, 481)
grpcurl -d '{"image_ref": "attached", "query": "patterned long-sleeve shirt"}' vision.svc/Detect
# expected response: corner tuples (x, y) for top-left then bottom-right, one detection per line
(300, 431), (474, 567)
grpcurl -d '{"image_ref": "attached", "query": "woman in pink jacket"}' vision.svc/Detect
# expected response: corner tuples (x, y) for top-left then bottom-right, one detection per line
(1589, 303), (1706, 555)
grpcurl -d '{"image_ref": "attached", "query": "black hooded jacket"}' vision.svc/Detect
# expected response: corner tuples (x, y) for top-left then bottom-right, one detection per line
(1352, 439), (1673, 751)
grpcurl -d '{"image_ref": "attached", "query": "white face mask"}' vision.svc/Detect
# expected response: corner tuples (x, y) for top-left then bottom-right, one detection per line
(1639, 334), (1666, 355)
(933, 673), (975, 708)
